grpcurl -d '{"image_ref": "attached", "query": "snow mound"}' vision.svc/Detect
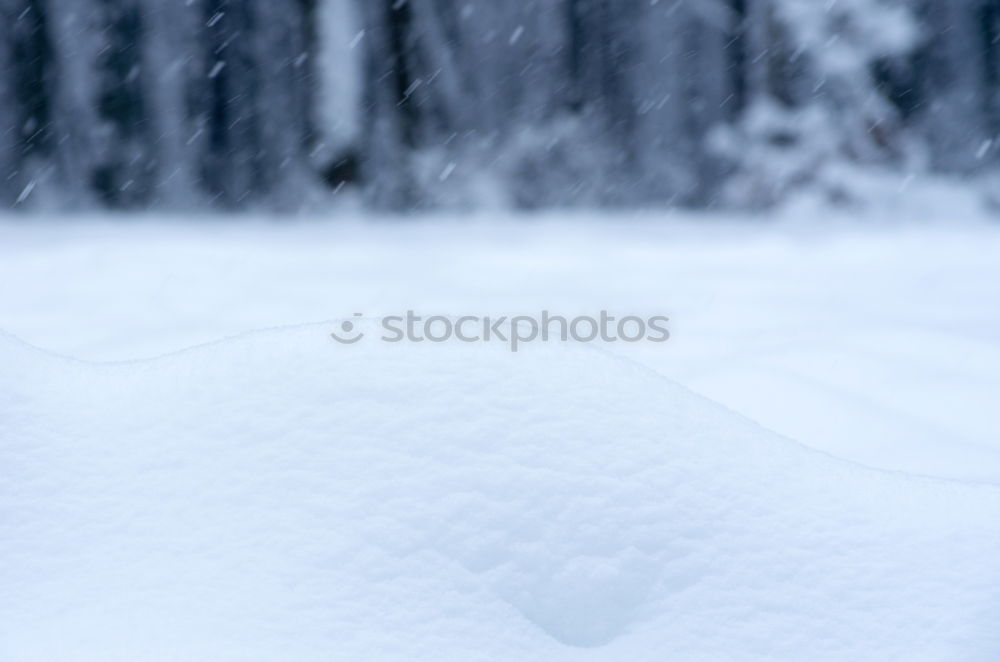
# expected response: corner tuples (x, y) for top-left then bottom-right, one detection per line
(1, 326), (998, 661)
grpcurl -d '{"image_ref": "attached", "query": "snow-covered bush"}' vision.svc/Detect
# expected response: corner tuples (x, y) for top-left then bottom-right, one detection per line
(712, 0), (927, 207)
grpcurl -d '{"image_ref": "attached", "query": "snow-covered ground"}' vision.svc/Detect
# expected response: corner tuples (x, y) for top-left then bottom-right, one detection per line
(2, 211), (999, 481)
(2, 211), (1000, 660)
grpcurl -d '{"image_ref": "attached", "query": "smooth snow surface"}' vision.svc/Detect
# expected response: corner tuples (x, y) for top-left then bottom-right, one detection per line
(2, 327), (999, 661)
(1, 215), (999, 482)
(2, 213), (1000, 660)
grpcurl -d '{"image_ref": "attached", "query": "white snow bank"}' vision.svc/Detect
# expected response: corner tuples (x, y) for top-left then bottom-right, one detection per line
(2, 217), (999, 483)
(2, 327), (998, 661)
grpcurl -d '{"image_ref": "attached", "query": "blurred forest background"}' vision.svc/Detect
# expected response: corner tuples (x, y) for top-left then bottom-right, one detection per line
(1, 0), (999, 211)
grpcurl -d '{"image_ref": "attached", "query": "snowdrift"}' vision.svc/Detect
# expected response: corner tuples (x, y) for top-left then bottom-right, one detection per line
(1, 326), (998, 661)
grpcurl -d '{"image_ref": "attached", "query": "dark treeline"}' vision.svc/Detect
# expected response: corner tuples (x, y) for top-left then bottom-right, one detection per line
(1, 0), (998, 211)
